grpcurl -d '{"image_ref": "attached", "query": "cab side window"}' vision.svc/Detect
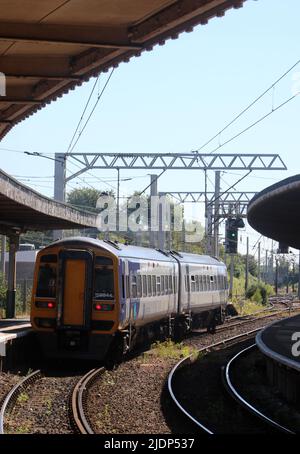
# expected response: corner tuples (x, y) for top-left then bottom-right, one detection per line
(36, 264), (56, 298)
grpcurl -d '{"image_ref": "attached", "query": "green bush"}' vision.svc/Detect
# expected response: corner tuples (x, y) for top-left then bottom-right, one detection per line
(245, 282), (274, 305)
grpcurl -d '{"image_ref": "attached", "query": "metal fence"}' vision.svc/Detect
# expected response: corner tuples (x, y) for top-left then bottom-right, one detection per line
(0, 278), (33, 318)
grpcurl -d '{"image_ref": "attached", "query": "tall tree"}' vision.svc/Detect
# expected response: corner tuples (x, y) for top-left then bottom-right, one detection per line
(67, 187), (115, 212)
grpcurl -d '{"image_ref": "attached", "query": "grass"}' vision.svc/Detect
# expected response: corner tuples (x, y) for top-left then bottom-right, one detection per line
(17, 392), (29, 404)
(233, 299), (267, 316)
(44, 398), (52, 416)
(96, 404), (111, 429)
(102, 371), (116, 387)
(143, 339), (198, 362)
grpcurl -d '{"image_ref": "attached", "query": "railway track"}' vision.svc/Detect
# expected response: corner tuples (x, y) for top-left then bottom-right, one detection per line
(0, 370), (42, 434)
(0, 366), (106, 435)
(1, 299), (298, 434)
(168, 327), (297, 434)
(223, 344), (295, 434)
(70, 367), (105, 434)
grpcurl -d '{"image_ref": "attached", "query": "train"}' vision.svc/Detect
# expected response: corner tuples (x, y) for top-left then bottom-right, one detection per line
(31, 237), (229, 362)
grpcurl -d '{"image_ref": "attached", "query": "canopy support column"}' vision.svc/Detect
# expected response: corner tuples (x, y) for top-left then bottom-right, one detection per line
(6, 234), (19, 319)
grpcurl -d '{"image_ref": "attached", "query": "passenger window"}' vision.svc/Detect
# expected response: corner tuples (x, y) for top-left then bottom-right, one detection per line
(156, 276), (161, 296)
(142, 275), (147, 297)
(191, 275), (195, 292)
(195, 275), (199, 292)
(199, 275), (203, 291)
(137, 275), (142, 297)
(94, 267), (114, 300)
(161, 275), (165, 294)
(126, 275), (130, 297)
(205, 275), (209, 291)
(169, 275), (173, 294)
(164, 276), (168, 295)
(147, 275), (152, 296)
(131, 275), (137, 298)
(152, 275), (157, 296)
(36, 265), (56, 298)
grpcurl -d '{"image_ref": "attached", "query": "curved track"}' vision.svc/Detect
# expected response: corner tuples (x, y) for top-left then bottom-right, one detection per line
(168, 329), (262, 434)
(0, 370), (41, 434)
(70, 367), (105, 434)
(223, 344), (295, 434)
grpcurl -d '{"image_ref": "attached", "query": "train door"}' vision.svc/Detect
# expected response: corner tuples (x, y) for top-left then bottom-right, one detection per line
(122, 259), (130, 323)
(58, 249), (93, 329)
(186, 264), (191, 311)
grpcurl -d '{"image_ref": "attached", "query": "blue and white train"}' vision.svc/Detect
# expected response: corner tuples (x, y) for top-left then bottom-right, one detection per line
(31, 237), (228, 361)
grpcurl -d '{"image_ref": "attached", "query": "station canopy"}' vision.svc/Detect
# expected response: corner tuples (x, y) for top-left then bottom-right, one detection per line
(0, 0), (246, 140)
(247, 175), (300, 250)
(0, 168), (97, 235)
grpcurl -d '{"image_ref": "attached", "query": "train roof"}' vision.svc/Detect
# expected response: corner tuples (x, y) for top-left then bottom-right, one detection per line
(172, 251), (225, 267)
(42, 236), (225, 267)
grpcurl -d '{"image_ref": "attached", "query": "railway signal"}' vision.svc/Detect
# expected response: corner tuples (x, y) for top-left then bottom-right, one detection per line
(225, 217), (245, 254)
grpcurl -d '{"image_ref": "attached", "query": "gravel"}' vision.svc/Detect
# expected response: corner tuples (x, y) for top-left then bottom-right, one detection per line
(86, 310), (300, 434)
(0, 373), (20, 403)
(230, 348), (300, 433)
(87, 355), (175, 434)
(171, 338), (274, 433)
(4, 374), (80, 434)
(1, 308), (299, 434)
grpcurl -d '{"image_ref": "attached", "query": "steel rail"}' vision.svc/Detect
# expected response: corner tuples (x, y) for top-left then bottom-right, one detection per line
(224, 344), (295, 434)
(168, 328), (263, 434)
(71, 367), (105, 434)
(0, 369), (41, 434)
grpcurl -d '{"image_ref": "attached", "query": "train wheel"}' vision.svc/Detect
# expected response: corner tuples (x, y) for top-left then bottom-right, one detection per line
(219, 307), (226, 325)
(105, 333), (126, 369)
(173, 316), (189, 342)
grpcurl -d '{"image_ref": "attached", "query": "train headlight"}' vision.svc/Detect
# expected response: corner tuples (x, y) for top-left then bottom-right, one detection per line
(93, 303), (114, 311)
(35, 301), (56, 309)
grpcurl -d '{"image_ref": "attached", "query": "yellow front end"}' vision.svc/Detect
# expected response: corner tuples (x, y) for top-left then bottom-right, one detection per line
(31, 244), (120, 360)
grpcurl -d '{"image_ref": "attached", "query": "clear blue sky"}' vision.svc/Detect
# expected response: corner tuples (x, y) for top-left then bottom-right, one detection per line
(1, 0), (300, 257)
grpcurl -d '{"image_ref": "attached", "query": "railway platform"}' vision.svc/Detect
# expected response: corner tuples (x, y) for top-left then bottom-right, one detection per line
(256, 314), (300, 405)
(0, 319), (32, 371)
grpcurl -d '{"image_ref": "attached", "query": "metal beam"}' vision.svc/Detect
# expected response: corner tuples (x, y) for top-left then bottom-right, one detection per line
(213, 171), (221, 257)
(129, 0), (244, 43)
(161, 191), (257, 203)
(218, 202), (249, 217)
(66, 153), (287, 182)
(0, 22), (142, 50)
(0, 98), (42, 105)
(5, 74), (82, 82)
